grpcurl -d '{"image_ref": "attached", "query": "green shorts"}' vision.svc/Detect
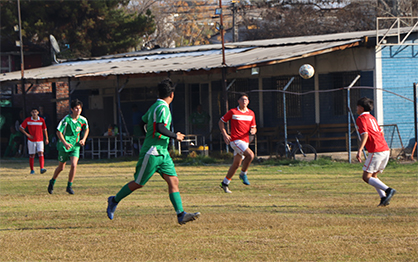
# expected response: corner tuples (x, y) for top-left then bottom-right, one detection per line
(58, 146), (80, 162)
(134, 151), (177, 186)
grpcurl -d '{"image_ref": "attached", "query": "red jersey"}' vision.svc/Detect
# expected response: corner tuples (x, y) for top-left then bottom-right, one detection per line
(20, 116), (47, 142)
(221, 107), (256, 143)
(356, 112), (389, 153)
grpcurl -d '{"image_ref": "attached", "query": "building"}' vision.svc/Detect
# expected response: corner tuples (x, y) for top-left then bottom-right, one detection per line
(1, 27), (417, 156)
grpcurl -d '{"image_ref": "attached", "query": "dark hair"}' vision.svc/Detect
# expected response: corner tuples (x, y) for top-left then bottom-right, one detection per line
(357, 97), (373, 112)
(31, 107), (39, 112)
(158, 78), (175, 98)
(71, 99), (83, 109)
(239, 93), (249, 99)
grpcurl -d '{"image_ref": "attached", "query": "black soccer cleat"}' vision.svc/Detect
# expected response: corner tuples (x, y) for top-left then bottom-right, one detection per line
(48, 179), (54, 194)
(377, 197), (387, 207)
(66, 186), (74, 195)
(381, 188), (396, 206)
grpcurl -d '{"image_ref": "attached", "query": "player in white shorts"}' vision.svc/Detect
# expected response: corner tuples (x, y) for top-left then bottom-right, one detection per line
(219, 93), (257, 193)
(230, 139), (249, 159)
(20, 108), (49, 174)
(356, 97), (396, 207)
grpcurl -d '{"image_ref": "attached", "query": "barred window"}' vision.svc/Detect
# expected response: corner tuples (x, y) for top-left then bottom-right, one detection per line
(332, 72), (361, 116)
(227, 79), (253, 108)
(276, 76), (302, 118)
(120, 86), (156, 102)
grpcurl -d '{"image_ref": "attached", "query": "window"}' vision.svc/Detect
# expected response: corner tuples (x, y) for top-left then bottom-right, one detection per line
(276, 76), (302, 118)
(332, 72), (361, 116)
(120, 86), (156, 102)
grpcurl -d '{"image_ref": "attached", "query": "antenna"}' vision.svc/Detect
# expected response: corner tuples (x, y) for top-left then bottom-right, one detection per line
(49, 35), (60, 63)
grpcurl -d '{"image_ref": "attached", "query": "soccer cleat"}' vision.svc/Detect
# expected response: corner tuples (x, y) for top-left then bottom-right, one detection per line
(40, 168), (47, 174)
(107, 196), (118, 220)
(178, 211), (200, 225)
(239, 173), (250, 185)
(66, 186), (74, 195)
(377, 197), (387, 207)
(381, 188), (396, 206)
(220, 182), (232, 193)
(48, 180), (54, 194)
(30, 170), (35, 175)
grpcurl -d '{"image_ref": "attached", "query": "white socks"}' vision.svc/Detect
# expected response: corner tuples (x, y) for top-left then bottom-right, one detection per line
(368, 177), (389, 191)
(223, 177), (231, 185)
(375, 187), (386, 198)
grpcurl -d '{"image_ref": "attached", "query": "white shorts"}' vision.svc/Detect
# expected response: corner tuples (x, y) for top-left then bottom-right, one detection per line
(230, 140), (249, 159)
(27, 140), (44, 155)
(362, 151), (390, 174)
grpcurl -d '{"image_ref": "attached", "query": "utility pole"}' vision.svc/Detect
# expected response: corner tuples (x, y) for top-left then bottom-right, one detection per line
(218, 0), (229, 152)
(232, 1), (238, 42)
(17, 0), (26, 118)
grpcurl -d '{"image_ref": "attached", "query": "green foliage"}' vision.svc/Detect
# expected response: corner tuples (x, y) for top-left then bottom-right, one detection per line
(176, 155), (218, 166)
(0, 0), (155, 58)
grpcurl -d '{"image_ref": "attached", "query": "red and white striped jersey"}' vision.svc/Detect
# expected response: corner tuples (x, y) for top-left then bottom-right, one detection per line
(356, 112), (389, 153)
(221, 107), (256, 143)
(20, 116), (47, 142)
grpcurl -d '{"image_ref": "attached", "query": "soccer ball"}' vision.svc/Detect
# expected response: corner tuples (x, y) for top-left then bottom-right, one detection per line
(299, 64), (315, 79)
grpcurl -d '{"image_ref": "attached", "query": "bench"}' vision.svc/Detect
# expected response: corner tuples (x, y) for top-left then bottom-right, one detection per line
(255, 124), (317, 156)
(308, 123), (358, 151)
(255, 123), (360, 155)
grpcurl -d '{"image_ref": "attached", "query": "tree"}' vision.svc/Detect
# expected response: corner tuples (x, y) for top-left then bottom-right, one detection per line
(129, 0), (218, 49)
(238, 0), (417, 41)
(0, 0), (155, 58)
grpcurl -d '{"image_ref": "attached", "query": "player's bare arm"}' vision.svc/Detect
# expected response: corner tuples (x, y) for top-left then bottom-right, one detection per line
(218, 119), (230, 144)
(56, 130), (72, 150)
(79, 128), (89, 146)
(250, 126), (257, 135)
(43, 129), (49, 145)
(19, 126), (34, 140)
(356, 133), (368, 162)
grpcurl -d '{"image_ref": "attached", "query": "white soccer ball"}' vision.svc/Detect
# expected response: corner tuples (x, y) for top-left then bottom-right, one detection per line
(299, 64), (315, 79)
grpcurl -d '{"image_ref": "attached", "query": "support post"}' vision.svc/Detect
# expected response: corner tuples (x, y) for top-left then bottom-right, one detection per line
(414, 83), (417, 160)
(282, 77), (294, 157)
(116, 76), (123, 157)
(347, 75), (361, 163)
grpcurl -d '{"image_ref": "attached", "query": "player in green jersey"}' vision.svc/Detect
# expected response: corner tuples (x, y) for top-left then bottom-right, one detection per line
(106, 79), (200, 225)
(48, 99), (89, 195)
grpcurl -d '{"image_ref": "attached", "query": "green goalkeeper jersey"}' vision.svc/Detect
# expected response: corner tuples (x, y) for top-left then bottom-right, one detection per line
(57, 114), (89, 152)
(141, 99), (172, 154)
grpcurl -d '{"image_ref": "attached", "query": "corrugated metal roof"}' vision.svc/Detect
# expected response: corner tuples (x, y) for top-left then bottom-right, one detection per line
(1, 28), (416, 82)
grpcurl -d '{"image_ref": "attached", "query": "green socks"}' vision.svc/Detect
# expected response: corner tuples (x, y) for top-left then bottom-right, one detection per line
(50, 178), (56, 185)
(114, 183), (134, 203)
(169, 192), (184, 215)
(67, 181), (73, 188)
(113, 185), (184, 215)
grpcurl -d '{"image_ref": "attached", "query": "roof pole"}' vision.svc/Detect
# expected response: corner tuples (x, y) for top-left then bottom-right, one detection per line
(219, 0), (229, 152)
(17, 0), (26, 118)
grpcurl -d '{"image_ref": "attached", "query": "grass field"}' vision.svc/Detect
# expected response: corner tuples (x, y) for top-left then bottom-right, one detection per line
(0, 158), (417, 261)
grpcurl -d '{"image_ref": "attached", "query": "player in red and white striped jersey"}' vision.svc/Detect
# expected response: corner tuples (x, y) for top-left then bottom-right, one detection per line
(219, 93), (257, 193)
(356, 97), (396, 207)
(20, 108), (49, 174)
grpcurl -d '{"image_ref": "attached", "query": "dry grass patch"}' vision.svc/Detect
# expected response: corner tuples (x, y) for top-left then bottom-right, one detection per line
(0, 159), (417, 261)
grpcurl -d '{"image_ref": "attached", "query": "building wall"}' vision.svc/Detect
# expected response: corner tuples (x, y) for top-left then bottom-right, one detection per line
(380, 42), (418, 149)
(12, 81), (70, 129)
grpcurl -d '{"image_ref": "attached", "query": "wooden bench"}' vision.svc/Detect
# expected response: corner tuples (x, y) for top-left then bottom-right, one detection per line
(255, 123), (360, 155)
(255, 124), (318, 156)
(308, 123), (358, 151)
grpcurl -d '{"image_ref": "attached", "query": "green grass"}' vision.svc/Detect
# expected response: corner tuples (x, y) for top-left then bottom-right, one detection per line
(0, 158), (417, 261)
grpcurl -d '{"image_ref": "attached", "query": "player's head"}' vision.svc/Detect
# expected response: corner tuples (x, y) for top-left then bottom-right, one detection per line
(30, 108), (39, 118)
(238, 93), (249, 108)
(158, 78), (175, 99)
(70, 99), (83, 116)
(71, 99), (83, 109)
(357, 97), (373, 114)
